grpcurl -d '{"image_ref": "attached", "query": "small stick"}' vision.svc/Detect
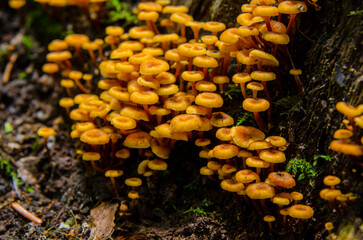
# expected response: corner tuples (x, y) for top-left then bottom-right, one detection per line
(2, 52), (18, 84)
(11, 202), (43, 224)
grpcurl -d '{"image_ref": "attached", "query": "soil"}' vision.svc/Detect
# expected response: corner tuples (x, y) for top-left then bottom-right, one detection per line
(0, 1), (362, 240)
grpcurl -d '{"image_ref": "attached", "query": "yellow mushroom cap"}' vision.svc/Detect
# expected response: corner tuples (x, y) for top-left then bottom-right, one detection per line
(65, 34), (90, 48)
(288, 204), (314, 219)
(177, 43), (206, 58)
(170, 114), (203, 132)
(125, 177), (142, 187)
(330, 139), (363, 156)
(106, 26), (124, 36)
(243, 98), (270, 112)
(325, 222), (334, 231)
(204, 21), (226, 33)
(246, 156), (270, 169)
(265, 136), (287, 147)
(130, 90), (159, 105)
(195, 92), (223, 108)
(140, 58), (169, 75)
(195, 81), (217, 92)
(290, 191), (303, 201)
(80, 129), (110, 145)
(170, 12), (193, 24)
(221, 179), (244, 192)
(200, 166), (214, 176)
(128, 190), (140, 199)
(182, 71), (204, 82)
(37, 127), (56, 137)
(115, 148), (131, 159)
(82, 152), (101, 161)
(59, 98), (75, 108)
(210, 112), (234, 127)
(246, 182), (275, 199)
(278, 1), (308, 14)
(148, 159), (168, 170)
(123, 131), (151, 148)
(111, 116), (137, 130)
(263, 32), (290, 45)
(336, 102), (363, 118)
(259, 149), (286, 163)
(323, 175), (341, 187)
(138, 2), (162, 12)
(212, 144), (239, 159)
(105, 170), (124, 178)
(264, 215), (276, 222)
(268, 171), (296, 189)
(163, 5), (189, 14)
(230, 126), (265, 148)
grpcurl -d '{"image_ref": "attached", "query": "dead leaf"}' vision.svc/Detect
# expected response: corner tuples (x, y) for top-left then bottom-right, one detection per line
(90, 202), (118, 240)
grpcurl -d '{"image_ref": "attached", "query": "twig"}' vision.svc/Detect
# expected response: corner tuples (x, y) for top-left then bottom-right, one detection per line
(11, 202), (43, 224)
(2, 52), (18, 84)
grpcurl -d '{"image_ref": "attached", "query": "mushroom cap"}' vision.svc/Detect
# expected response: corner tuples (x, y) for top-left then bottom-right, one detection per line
(186, 105), (209, 115)
(243, 98), (270, 112)
(235, 169), (260, 183)
(156, 72), (176, 84)
(236, 13), (264, 26)
(212, 144), (239, 159)
(108, 87), (130, 102)
(125, 177), (142, 187)
(230, 126), (265, 148)
(271, 196), (290, 206)
(249, 49), (279, 66)
(129, 26), (155, 39)
(195, 138), (211, 147)
(111, 116), (137, 130)
(220, 28), (240, 44)
(246, 182), (275, 199)
(237, 50), (258, 65)
(253, 5), (279, 17)
(105, 170), (124, 178)
(320, 188), (342, 200)
(323, 175), (341, 187)
(142, 47), (164, 57)
(259, 20), (287, 34)
(210, 112), (234, 127)
(251, 71), (276, 81)
(182, 71), (204, 82)
(170, 114), (203, 132)
(288, 204), (314, 219)
(75, 122), (96, 132)
(80, 129), (110, 145)
(154, 123), (188, 141)
(221, 179), (244, 192)
(246, 156), (270, 169)
(59, 97), (75, 108)
(259, 149), (286, 163)
(74, 94), (100, 104)
(122, 131), (150, 148)
(201, 35), (219, 45)
(336, 102), (363, 118)
(195, 92), (223, 108)
(330, 139), (363, 156)
(177, 43), (206, 58)
(120, 106), (148, 122)
(195, 81), (217, 92)
(268, 171), (296, 188)
(37, 127), (56, 137)
(333, 129), (353, 139)
(148, 159), (168, 171)
(165, 48), (188, 62)
(70, 108), (90, 121)
(115, 148), (130, 159)
(170, 12), (193, 24)
(82, 152), (101, 161)
(128, 190), (140, 199)
(290, 191), (303, 201)
(47, 51), (72, 62)
(278, 1), (308, 14)
(263, 32), (290, 45)
(48, 39), (68, 51)
(204, 21), (226, 33)
(265, 136), (287, 147)
(163, 5), (189, 14)
(193, 55), (218, 68)
(232, 73), (251, 84)
(237, 149), (253, 158)
(236, 26), (259, 37)
(140, 58), (169, 75)
(151, 138), (171, 159)
(42, 63), (59, 74)
(130, 90), (159, 105)
(247, 140), (272, 151)
(138, 160), (150, 175)
(263, 215), (276, 222)
(207, 161), (222, 170)
(138, 2), (162, 12)
(216, 128), (232, 141)
(65, 34), (90, 47)
(106, 26), (124, 36)
(200, 166), (214, 175)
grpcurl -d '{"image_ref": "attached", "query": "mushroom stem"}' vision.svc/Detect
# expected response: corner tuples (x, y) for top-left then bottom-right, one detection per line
(347, 116), (359, 143)
(260, 199), (270, 215)
(90, 160), (106, 172)
(11, 202), (43, 225)
(268, 222), (273, 232)
(251, 199), (263, 215)
(286, 14), (297, 34)
(2, 52), (18, 84)
(74, 46), (84, 65)
(87, 50), (98, 69)
(74, 79), (88, 93)
(264, 16), (273, 32)
(110, 177), (119, 198)
(240, 83), (247, 99)
(180, 24), (186, 38)
(253, 112), (266, 131)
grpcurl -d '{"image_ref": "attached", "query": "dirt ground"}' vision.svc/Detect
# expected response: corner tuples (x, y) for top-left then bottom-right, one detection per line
(0, 1), (362, 240)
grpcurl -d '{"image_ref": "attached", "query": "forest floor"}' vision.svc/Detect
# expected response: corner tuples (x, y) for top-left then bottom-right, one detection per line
(0, 2), (362, 240)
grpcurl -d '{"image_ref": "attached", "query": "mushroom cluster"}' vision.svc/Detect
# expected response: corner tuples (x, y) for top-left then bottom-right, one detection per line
(329, 102), (363, 168)
(40, 0), (318, 225)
